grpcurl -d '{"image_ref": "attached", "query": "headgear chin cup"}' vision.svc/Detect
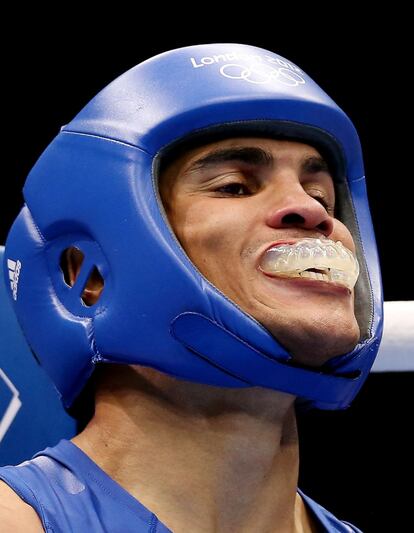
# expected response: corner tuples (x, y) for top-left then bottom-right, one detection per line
(3, 43), (383, 411)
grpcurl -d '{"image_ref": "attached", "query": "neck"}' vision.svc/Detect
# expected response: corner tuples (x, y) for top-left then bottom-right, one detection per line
(72, 364), (313, 532)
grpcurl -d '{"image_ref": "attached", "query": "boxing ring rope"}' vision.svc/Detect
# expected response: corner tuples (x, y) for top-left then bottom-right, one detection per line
(371, 300), (414, 372)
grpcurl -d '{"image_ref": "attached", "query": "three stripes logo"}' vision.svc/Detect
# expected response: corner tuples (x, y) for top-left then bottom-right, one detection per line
(7, 258), (22, 301)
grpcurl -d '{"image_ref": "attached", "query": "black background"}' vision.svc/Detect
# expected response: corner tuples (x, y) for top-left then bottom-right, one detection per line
(2, 19), (411, 532)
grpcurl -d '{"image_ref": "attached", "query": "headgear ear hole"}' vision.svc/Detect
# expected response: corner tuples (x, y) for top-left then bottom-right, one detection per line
(80, 265), (105, 307)
(60, 246), (85, 287)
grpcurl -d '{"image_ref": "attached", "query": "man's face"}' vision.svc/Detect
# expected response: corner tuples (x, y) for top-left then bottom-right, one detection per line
(159, 137), (360, 367)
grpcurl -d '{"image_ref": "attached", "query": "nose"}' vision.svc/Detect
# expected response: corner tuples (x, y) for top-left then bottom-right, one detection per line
(264, 187), (334, 236)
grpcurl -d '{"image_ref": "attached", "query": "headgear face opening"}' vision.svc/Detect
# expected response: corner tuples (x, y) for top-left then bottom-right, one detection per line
(3, 43), (383, 411)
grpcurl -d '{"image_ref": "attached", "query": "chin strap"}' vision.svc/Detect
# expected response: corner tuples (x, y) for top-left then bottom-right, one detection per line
(171, 312), (363, 409)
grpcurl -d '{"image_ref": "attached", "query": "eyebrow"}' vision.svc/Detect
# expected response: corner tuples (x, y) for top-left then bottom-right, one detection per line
(183, 146), (331, 176)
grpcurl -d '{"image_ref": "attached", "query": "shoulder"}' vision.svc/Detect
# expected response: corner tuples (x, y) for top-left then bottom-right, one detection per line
(0, 480), (44, 532)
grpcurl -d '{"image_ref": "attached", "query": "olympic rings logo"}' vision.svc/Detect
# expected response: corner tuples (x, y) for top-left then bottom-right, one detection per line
(220, 63), (306, 87)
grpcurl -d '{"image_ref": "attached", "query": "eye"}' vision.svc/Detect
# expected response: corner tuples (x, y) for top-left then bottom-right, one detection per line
(306, 185), (335, 215)
(311, 195), (335, 215)
(215, 182), (251, 196)
(312, 195), (328, 209)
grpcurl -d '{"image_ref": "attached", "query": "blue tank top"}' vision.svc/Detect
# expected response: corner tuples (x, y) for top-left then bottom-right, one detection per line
(0, 439), (362, 532)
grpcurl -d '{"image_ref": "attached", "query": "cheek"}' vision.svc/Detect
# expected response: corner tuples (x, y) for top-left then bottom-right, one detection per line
(168, 199), (247, 271)
(333, 219), (356, 253)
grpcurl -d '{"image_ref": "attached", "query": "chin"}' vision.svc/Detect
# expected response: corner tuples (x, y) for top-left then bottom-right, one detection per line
(287, 326), (360, 368)
(260, 309), (361, 368)
(290, 342), (358, 368)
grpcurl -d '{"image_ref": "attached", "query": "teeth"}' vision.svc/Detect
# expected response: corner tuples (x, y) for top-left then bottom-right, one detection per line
(259, 238), (359, 290)
(300, 270), (329, 282)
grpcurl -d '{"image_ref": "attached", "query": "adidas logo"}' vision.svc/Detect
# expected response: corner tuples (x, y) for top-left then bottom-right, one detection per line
(7, 258), (22, 301)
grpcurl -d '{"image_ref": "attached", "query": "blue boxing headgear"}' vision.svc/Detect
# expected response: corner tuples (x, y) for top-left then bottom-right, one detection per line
(3, 43), (383, 411)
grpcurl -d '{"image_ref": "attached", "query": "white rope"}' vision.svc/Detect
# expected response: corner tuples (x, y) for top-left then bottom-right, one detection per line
(371, 301), (414, 372)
